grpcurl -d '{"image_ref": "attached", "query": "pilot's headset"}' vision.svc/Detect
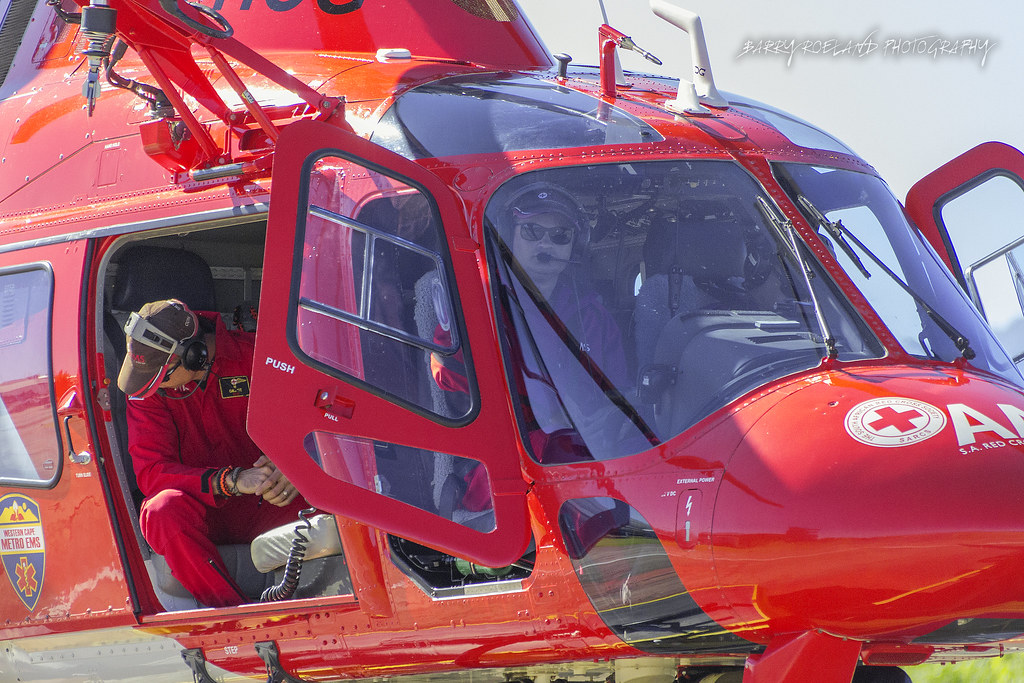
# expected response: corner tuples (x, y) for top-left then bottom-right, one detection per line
(122, 300), (210, 393)
(501, 181), (590, 262)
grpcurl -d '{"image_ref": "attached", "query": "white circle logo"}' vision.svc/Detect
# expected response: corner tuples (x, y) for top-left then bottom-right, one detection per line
(844, 397), (947, 447)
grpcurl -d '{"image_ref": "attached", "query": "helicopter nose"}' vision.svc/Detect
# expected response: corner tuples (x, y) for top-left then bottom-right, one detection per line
(709, 365), (1024, 641)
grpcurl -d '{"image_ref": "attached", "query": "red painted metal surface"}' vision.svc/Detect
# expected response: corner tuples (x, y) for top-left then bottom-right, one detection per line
(4, 1), (1024, 681)
(0, 244), (135, 640)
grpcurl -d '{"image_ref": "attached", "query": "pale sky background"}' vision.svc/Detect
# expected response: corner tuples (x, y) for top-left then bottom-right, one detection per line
(516, 0), (1020, 201)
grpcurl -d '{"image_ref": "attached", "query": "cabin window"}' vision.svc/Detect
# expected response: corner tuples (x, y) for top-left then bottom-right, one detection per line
(729, 97), (857, 156)
(294, 155), (472, 420)
(304, 432), (495, 531)
(0, 266), (60, 486)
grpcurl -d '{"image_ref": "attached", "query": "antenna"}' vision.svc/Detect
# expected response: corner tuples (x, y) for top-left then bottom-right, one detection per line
(649, 0), (727, 113)
(596, 0), (662, 98)
(596, 0), (626, 88)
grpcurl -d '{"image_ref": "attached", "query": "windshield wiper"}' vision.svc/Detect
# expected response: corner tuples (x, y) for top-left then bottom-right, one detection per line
(756, 197), (838, 359)
(753, 196), (839, 360)
(798, 196), (871, 278)
(796, 194), (976, 361)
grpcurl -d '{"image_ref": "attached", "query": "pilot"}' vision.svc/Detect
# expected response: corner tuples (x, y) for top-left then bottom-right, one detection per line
(507, 184), (583, 299)
(432, 182), (627, 466)
(117, 299), (309, 608)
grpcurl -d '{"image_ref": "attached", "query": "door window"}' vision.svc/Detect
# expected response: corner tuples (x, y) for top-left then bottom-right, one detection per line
(295, 156), (469, 419)
(0, 266), (59, 486)
(905, 141), (1024, 374)
(305, 432), (495, 531)
(938, 174), (1024, 367)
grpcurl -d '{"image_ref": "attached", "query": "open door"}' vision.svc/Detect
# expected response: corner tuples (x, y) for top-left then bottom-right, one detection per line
(249, 120), (530, 568)
(906, 141), (1024, 370)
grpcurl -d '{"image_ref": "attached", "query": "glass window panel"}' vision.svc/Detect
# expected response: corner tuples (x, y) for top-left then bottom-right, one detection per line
(939, 174), (1024, 369)
(483, 163), (881, 458)
(777, 163), (1022, 385)
(0, 267), (59, 486)
(969, 251), (1024, 365)
(295, 156), (468, 418)
(371, 73), (662, 160)
(558, 497), (749, 654)
(304, 432), (495, 532)
(728, 96), (858, 156)
(940, 174), (1024, 273)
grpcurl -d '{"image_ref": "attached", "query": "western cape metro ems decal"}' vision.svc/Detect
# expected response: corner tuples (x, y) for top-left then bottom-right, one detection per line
(845, 397), (947, 447)
(0, 494), (45, 611)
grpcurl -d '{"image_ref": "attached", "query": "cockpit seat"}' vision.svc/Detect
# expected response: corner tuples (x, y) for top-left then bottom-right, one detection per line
(107, 244), (217, 361)
(634, 212), (750, 372)
(146, 544), (277, 611)
(634, 213), (702, 371)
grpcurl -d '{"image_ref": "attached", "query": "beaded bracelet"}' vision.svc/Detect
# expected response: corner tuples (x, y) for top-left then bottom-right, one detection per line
(227, 466), (243, 496)
(216, 466), (231, 497)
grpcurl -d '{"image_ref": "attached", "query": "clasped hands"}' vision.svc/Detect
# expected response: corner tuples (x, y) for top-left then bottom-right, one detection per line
(232, 455), (299, 507)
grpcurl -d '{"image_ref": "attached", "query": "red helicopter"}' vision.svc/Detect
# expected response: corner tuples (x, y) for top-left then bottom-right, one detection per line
(2, 0), (1024, 681)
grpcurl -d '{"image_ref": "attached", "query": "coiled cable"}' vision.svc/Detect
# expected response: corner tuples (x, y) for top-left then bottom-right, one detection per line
(261, 508), (316, 602)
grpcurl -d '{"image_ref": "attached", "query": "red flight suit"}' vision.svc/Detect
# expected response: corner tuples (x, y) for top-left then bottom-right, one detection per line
(127, 312), (308, 607)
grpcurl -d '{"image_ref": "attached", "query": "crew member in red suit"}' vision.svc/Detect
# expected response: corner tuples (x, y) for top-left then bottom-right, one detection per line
(117, 299), (308, 607)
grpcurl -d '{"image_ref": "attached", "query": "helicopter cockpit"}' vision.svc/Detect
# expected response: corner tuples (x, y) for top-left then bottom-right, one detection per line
(361, 69), (1022, 466)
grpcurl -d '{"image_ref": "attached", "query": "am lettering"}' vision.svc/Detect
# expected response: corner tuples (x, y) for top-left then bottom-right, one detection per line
(948, 403), (1024, 447)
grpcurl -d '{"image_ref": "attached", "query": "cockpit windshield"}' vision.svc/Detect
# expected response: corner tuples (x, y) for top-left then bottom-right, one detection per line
(467, 162), (884, 463)
(775, 164), (1023, 385)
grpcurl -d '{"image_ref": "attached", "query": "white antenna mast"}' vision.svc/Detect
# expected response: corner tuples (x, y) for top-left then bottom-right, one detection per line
(649, 0), (727, 113)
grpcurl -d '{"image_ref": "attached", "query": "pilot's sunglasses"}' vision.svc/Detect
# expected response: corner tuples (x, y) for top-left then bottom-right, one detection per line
(518, 222), (574, 245)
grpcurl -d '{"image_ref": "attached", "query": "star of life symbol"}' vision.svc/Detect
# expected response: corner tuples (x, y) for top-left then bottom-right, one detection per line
(845, 397), (947, 447)
(15, 557), (37, 596)
(0, 494), (45, 611)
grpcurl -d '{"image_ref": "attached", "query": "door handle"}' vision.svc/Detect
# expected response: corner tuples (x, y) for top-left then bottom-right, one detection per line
(63, 415), (92, 465)
(314, 387), (355, 419)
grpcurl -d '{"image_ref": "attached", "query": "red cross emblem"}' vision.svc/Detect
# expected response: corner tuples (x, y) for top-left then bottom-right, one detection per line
(846, 397), (947, 448)
(868, 406), (924, 433)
